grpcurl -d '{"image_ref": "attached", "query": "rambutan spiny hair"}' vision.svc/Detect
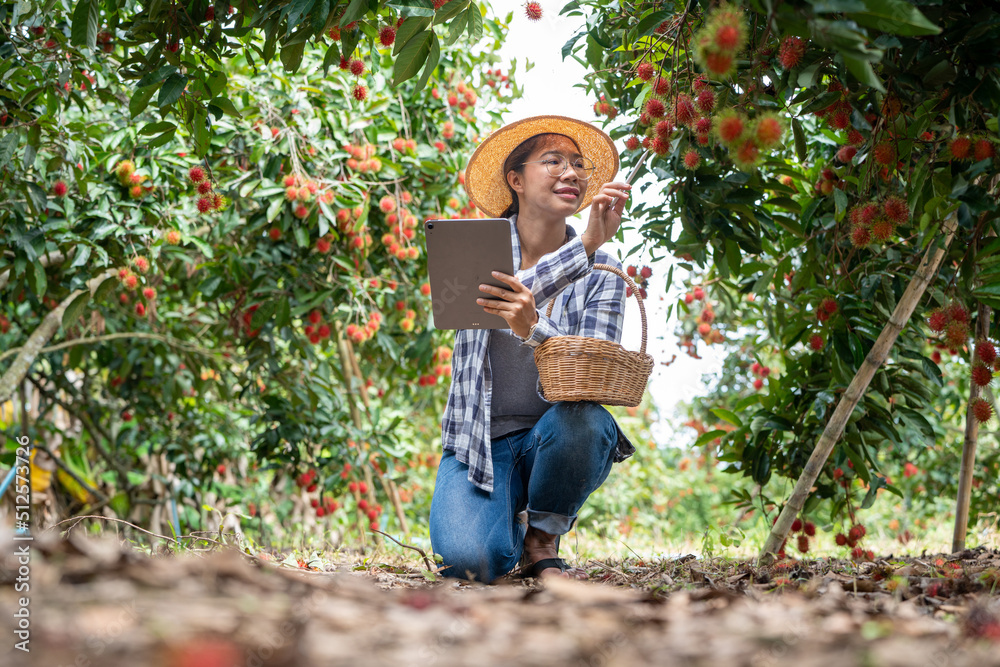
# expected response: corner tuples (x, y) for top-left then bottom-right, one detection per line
(499, 133), (582, 219)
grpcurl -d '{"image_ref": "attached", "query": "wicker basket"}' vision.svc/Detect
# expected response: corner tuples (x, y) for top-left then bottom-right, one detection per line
(533, 264), (654, 407)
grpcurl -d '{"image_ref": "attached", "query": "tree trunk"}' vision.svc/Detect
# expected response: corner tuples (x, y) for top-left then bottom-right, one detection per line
(952, 301), (991, 551)
(0, 268), (115, 404)
(759, 214), (958, 564)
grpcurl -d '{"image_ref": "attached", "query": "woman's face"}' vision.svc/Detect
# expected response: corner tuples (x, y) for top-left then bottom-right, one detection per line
(509, 135), (586, 214)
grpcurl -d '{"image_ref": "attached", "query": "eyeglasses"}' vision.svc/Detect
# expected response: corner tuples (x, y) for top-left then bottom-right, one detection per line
(520, 154), (595, 180)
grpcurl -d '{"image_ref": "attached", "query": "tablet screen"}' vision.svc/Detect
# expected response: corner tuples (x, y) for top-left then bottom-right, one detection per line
(424, 218), (515, 330)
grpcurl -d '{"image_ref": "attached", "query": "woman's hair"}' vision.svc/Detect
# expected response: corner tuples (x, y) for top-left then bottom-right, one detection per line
(499, 133), (581, 219)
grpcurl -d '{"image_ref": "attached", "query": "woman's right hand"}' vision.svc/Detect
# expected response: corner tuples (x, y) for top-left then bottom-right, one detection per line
(581, 181), (631, 256)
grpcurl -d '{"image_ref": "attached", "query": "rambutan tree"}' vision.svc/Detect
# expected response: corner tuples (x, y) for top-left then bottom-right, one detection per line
(565, 0), (1000, 558)
(0, 2), (521, 542)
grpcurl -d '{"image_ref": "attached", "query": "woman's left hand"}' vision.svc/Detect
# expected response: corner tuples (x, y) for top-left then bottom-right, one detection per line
(477, 271), (538, 338)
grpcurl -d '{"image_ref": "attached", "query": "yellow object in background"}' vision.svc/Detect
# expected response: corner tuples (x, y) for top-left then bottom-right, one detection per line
(0, 399), (14, 429)
(56, 468), (93, 504)
(29, 448), (53, 496)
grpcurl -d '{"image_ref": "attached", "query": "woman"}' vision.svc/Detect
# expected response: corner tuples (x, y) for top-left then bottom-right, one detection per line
(429, 115), (636, 583)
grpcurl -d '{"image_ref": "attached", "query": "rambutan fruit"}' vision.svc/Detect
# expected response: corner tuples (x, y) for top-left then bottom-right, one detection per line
(655, 119), (674, 138)
(636, 62), (655, 81)
(849, 524), (866, 541)
(882, 196), (908, 224)
(821, 297), (838, 315)
(378, 26), (396, 47)
(524, 1), (542, 21)
(734, 139), (760, 169)
(870, 218), (895, 243)
(974, 139), (996, 162)
(791, 518), (803, 532)
(196, 196), (213, 213)
(778, 36), (805, 69)
(695, 89), (716, 113)
(948, 302), (970, 325)
(652, 76), (670, 96)
(683, 150), (701, 169)
(625, 136), (640, 150)
(847, 129), (864, 146)
(836, 146), (857, 163)
(809, 334), (824, 350)
(975, 338), (997, 365)
(850, 225), (872, 247)
(803, 521), (816, 536)
(945, 320), (968, 349)
(835, 533), (848, 546)
(797, 534), (810, 554)
(651, 135), (671, 155)
(695, 117), (712, 135)
(754, 114), (784, 148)
(349, 59), (365, 76)
(352, 84), (368, 101)
(675, 95), (696, 125)
(950, 136), (971, 160)
(859, 202), (880, 226)
(188, 166), (206, 183)
(142, 287), (156, 300)
(703, 50), (735, 76)
(927, 308), (949, 332)
(972, 397), (993, 423)
(52, 180), (68, 197)
(379, 195), (396, 213)
(873, 142), (895, 165)
(135, 302), (146, 317)
(829, 110), (850, 130)
(197, 180), (213, 195)
(972, 363), (993, 388)
(316, 238), (331, 253)
(715, 111), (745, 145)
(644, 98), (665, 118)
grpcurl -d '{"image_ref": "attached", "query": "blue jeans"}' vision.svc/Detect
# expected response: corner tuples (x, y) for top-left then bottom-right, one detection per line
(429, 402), (619, 584)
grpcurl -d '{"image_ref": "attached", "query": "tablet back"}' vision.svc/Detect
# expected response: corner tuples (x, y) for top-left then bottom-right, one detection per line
(424, 218), (514, 330)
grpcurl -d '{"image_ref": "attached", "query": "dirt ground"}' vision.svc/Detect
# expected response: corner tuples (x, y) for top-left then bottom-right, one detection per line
(2, 527), (999, 667)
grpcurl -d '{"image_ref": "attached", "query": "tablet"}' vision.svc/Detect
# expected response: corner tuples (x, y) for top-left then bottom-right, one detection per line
(424, 218), (515, 329)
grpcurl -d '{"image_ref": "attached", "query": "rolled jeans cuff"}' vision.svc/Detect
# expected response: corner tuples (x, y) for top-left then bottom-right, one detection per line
(527, 508), (576, 535)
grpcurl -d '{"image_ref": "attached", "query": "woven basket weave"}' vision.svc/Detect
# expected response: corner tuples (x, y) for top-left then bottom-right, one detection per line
(533, 264), (654, 407)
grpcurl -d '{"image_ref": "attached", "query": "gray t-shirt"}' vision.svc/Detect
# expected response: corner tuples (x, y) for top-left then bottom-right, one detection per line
(488, 331), (552, 439)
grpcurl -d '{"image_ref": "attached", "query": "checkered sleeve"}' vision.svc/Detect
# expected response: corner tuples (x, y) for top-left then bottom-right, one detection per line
(516, 235), (594, 309)
(518, 257), (626, 348)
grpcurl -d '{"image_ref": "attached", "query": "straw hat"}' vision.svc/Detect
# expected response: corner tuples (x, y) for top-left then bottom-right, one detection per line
(464, 115), (619, 218)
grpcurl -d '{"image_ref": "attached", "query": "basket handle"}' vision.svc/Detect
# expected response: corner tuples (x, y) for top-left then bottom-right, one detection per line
(544, 263), (648, 356)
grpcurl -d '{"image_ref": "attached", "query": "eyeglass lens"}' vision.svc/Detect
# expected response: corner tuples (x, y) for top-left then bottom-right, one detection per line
(547, 155), (594, 178)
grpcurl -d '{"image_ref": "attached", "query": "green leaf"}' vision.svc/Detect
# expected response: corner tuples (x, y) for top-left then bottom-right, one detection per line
(393, 15), (432, 55)
(465, 2), (483, 42)
(0, 131), (18, 172)
(445, 5), (468, 44)
(393, 30), (433, 86)
(208, 96), (242, 118)
(129, 86), (158, 118)
(846, 0), (941, 37)
(695, 429), (727, 447)
(139, 121), (176, 135)
(636, 9), (671, 37)
(413, 32), (440, 94)
(710, 408), (743, 427)
(792, 118), (806, 162)
(62, 291), (91, 330)
(250, 301), (277, 330)
(388, 0), (435, 17)
(843, 54), (885, 92)
(29, 261), (47, 298)
(280, 41), (306, 72)
(158, 74), (188, 108)
(70, 0), (99, 49)
(340, 0), (369, 26)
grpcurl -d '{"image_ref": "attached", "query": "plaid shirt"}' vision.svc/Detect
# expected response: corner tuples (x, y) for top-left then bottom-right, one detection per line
(440, 214), (636, 493)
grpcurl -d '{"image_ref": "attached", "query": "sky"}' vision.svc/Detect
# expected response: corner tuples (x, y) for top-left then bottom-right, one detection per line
(486, 0), (730, 445)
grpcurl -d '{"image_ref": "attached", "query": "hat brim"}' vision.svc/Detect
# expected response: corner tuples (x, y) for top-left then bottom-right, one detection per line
(464, 115), (620, 219)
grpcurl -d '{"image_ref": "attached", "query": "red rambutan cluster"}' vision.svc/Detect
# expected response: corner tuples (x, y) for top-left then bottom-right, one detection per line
(847, 195), (909, 247)
(692, 3), (747, 78)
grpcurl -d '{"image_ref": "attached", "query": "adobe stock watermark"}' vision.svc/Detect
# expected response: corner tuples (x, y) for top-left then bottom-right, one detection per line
(12, 434), (34, 653)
